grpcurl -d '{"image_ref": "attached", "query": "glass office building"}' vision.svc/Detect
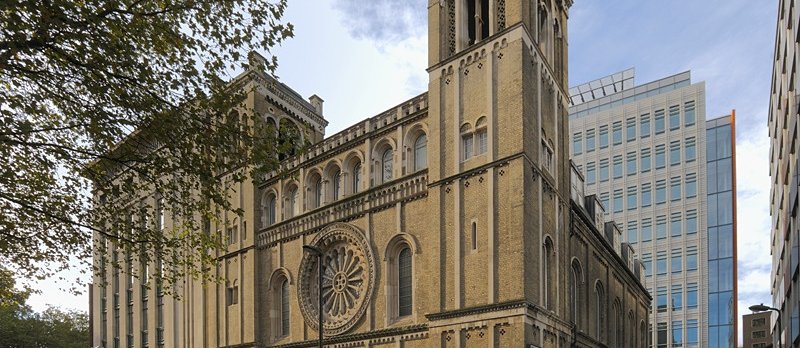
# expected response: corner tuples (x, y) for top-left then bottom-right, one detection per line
(569, 70), (738, 347)
(706, 115), (737, 348)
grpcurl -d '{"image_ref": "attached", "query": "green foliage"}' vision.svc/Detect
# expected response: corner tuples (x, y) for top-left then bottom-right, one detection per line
(0, 0), (295, 296)
(0, 269), (89, 347)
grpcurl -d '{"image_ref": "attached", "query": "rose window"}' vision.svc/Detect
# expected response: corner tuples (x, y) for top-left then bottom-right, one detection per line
(297, 223), (375, 336)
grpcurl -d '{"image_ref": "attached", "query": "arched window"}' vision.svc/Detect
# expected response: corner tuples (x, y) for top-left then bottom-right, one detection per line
(333, 171), (341, 201)
(413, 134), (427, 171)
(475, 117), (488, 155)
(543, 238), (555, 310)
(398, 247), (412, 317)
(639, 320), (647, 348)
(382, 149), (393, 183)
(287, 186), (300, 218)
(615, 301), (623, 347)
(263, 193), (277, 227)
(385, 236), (415, 322)
(352, 163), (361, 194)
(280, 279), (290, 336)
(628, 311), (636, 348)
(569, 261), (582, 325)
(315, 178), (322, 208)
(595, 282), (606, 342)
(461, 123), (473, 161)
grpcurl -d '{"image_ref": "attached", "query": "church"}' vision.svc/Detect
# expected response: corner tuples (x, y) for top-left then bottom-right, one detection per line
(91, 0), (651, 347)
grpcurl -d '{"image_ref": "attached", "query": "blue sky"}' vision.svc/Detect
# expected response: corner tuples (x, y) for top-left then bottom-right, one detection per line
(32, 1), (776, 345)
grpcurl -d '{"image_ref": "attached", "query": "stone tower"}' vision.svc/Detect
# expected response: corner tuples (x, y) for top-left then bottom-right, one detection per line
(423, 0), (575, 345)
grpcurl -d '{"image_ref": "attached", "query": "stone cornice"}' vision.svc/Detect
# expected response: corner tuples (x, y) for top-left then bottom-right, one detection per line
(266, 324), (428, 348)
(425, 300), (531, 321)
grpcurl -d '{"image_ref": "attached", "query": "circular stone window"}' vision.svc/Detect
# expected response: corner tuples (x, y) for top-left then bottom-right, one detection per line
(297, 223), (376, 336)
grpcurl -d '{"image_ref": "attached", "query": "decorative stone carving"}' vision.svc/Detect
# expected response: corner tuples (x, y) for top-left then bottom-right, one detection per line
(297, 222), (376, 336)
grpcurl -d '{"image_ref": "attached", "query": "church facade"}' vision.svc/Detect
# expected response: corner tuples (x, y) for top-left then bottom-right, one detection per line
(91, 0), (651, 347)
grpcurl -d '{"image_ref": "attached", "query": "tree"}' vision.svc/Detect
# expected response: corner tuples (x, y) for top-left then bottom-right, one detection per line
(0, 268), (89, 347)
(0, 0), (296, 295)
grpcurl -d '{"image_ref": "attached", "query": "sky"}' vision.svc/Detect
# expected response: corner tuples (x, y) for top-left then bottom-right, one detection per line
(30, 0), (777, 345)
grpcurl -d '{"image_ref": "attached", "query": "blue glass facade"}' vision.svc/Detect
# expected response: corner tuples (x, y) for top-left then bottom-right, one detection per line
(705, 117), (736, 348)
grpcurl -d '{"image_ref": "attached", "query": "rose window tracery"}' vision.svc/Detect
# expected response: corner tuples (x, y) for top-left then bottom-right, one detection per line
(297, 223), (375, 336)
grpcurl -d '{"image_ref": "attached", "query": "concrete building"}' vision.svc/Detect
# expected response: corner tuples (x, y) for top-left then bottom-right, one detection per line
(743, 312), (773, 348)
(569, 70), (738, 347)
(769, 0), (800, 347)
(91, 0), (651, 347)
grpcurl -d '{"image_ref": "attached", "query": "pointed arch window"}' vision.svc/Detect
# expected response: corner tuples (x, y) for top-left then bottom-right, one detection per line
(280, 279), (290, 336)
(333, 171), (341, 200)
(413, 134), (428, 171)
(263, 193), (277, 227)
(595, 282), (606, 342)
(314, 177), (323, 208)
(543, 238), (555, 309)
(352, 163), (361, 194)
(570, 260), (582, 325)
(398, 247), (412, 317)
(382, 149), (393, 182)
(287, 186), (300, 218)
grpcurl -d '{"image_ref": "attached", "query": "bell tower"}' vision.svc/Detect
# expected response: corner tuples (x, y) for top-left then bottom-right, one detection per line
(424, 0), (575, 343)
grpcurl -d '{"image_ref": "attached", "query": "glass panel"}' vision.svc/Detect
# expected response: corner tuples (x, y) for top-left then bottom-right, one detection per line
(708, 194), (718, 226)
(672, 290), (682, 310)
(686, 252), (697, 271)
(642, 223), (652, 242)
(477, 130), (487, 155)
(672, 321), (683, 346)
(709, 260), (719, 293)
(709, 292), (719, 325)
(613, 156), (623, 178)
(718, 291), (733, 325)
(718, 259), (733, 291)
(669, 106), (680, 130)
(655, 110), (665, 133)
(613, 122), (623, 145)
(684, 102), (696, 126)
(687, 286), (698, 308)
(718, 192), (733, 224)
(707, 127), (718, 161)
(717, 125), (732, 159)
(627, 154), (637, 175)
(627, 118), (636, 142)
(463, 135), (473, 160)
(656, 219), (667, 239)
(717, 158), (732, 191)
(586, 129), (596, 152)
(641, 114), (651, 138)
(641, 150), (652, 172)
(599, 126), (609, 148)
(718, 225), (734, 258)
(657, 256), (667, 275)
(642, 187), (652, 207)
(671, 253), (682, 273)
(708, 326), (719, 348)
(708, 227), (719, 260)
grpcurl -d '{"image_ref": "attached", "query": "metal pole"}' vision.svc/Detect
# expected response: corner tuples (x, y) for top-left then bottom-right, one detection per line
(304, 245), (324, 348)
(318, 253), (323, 348)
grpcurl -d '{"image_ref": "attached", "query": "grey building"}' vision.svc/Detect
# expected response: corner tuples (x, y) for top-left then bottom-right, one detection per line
(769, 1), (800, 347)
(569, 70), (738, 347)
